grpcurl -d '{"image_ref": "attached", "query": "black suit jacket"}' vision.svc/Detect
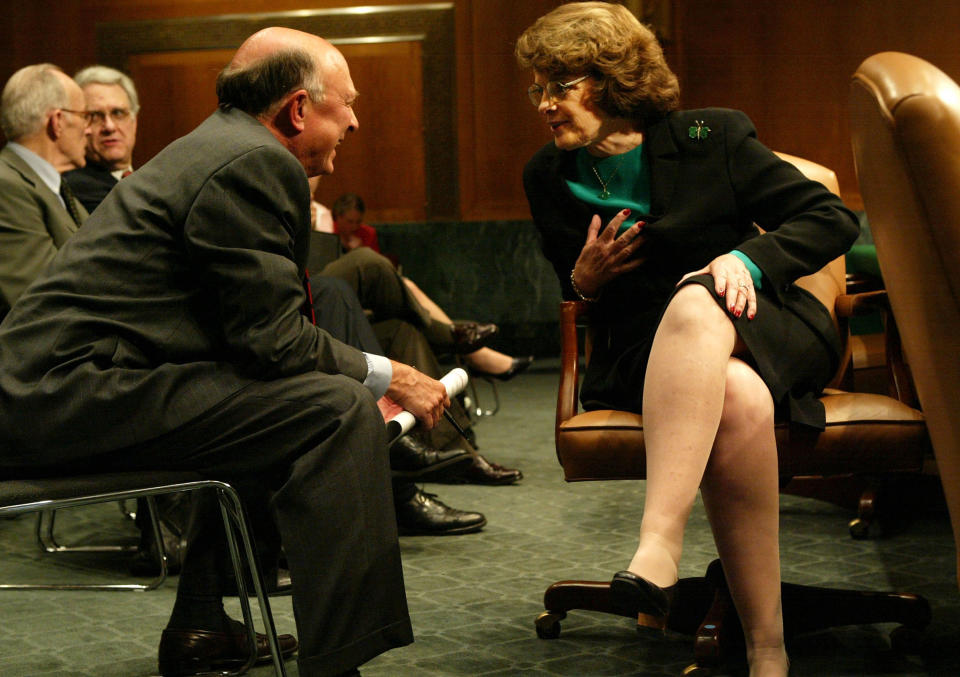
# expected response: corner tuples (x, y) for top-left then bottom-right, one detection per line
(63, 162), (118, 213)
(523, 108), (860, 420)
(0, 108), (368, 464)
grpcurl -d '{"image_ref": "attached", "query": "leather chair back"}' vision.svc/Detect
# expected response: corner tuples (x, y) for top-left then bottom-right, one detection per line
(776, 153), (846, 336)
(850, 51), (960, 586)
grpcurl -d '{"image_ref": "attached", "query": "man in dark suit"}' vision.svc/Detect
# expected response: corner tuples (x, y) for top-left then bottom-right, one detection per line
(63, 65), (139, 213)
(0, 63), (89, 306)
(59, 66), (492, 538)
(0, 28), (448, 677)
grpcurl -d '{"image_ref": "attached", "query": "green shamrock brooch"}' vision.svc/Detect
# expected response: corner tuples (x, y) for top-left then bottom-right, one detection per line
(688, 120), (711, 140)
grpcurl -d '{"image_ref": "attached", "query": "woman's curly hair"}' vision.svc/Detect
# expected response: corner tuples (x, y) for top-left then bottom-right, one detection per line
(516, 2), (679, 123)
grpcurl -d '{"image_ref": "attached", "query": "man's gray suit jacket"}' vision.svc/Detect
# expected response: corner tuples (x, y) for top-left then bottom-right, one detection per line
(0, 144), (84, 305)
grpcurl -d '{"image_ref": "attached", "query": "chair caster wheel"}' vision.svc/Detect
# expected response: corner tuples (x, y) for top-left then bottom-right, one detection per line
(535, 611), (565, 639)
(848, 517), (870, 540)
(890, 625), (924, 654)
(682, 663), (712, 676)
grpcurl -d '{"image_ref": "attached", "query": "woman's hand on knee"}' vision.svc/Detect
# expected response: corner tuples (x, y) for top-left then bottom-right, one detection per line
(679, 253), (757, 320)
(572, 210), (646, 298)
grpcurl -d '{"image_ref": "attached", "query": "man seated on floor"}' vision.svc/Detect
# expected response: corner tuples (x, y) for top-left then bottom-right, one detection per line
(63, 64), (139, 213)
(0, 27), (448, 677)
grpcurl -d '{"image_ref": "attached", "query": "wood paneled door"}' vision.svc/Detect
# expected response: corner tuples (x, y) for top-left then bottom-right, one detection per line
(97, 4), (454, 222)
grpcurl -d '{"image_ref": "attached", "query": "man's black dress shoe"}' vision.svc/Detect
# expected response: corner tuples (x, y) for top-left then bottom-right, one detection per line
(395, 488), (486, 535)
(609, 570), (676, 621)
(437, 454), (523, 485)
(469, 355), (535, 382)
(450, 321), (498, 354)
(390, 435), (473, 480)
(158, 620), (298, 676)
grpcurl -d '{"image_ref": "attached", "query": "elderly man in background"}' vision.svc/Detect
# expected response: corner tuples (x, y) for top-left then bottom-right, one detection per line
(0, 63), (89, 309)
(63, 64), (138, 213)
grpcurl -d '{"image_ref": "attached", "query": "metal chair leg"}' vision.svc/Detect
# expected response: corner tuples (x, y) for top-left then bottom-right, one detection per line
(18, 501), (166, 591)
(35, 508), (139, 554)
(216, 483), (288, 677)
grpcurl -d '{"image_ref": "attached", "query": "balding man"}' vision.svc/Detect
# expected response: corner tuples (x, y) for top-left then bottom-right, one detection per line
(0, 63), (90, 308)
(0, 29), (442, 677)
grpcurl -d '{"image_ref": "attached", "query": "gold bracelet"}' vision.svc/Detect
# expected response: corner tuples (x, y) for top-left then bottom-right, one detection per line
(570, 268), (599, 302)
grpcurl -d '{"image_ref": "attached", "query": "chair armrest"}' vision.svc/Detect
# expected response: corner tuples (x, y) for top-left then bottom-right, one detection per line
(557, 301), (591, 434)
(835, 289), (919, 407)
(835, 289), (888, 318)
(844, 272), (884, 295)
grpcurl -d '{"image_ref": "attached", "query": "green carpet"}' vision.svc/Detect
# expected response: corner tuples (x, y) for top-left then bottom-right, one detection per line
(1, 364), (957, 676)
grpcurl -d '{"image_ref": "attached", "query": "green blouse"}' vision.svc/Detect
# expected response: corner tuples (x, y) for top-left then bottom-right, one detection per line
(566, 144), (648, 237)
(565, 144), (763, 289)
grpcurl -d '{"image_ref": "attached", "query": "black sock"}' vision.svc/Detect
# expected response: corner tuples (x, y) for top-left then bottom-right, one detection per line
(165, 489), (232, 633)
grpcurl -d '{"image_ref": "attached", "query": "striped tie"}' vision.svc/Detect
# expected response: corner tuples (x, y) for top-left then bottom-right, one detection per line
(59, 180), (83, 226)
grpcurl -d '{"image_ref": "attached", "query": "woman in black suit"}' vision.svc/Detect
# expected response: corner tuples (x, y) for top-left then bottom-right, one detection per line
(517, 4), (859, 675)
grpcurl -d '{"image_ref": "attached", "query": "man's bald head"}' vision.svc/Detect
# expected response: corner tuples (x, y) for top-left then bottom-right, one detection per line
(216, 27), (336, 117)
(218, 27), (358, 177)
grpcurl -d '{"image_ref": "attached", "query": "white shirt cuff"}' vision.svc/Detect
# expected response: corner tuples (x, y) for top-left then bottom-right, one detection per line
(362, 352), (392, 399)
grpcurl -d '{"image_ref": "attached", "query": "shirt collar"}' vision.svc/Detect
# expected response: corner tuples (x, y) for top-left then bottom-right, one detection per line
(7, 142), (61, 197)
(110, 166), (133, 181)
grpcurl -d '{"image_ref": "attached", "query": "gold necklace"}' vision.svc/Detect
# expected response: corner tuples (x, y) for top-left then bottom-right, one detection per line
(590, 154), (628, 200)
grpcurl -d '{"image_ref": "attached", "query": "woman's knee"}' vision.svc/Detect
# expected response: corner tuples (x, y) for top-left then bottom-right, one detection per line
(724, 361), (774, 420)
(661, 283), (730, 336)
(715, 361), (775, 450)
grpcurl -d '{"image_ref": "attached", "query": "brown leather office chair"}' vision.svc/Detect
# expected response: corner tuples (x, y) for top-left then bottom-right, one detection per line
(536, 154), (932, 673)
(850, 51), (960, 592)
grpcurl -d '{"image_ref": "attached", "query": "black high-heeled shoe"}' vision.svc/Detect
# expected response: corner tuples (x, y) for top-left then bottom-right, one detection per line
(469, 355), (534, 382)
(609, 570), (676, 621)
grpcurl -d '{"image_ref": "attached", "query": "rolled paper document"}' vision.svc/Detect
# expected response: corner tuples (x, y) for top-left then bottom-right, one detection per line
(386, 367), (468, 442)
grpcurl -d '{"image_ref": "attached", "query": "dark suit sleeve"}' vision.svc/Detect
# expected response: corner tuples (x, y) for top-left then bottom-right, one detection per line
(0, 174), (61, 304)
(183, 144), (369, 382)
(720, 111), (860, 298)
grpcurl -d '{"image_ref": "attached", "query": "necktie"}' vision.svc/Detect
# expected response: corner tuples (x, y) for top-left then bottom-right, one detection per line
(121, 169), (132, 178)
(302, 269), (316, 325)
(59, 180), (83, 226)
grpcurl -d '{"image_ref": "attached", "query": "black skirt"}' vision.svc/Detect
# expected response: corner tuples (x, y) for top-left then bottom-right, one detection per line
(580, 274), (840, 430)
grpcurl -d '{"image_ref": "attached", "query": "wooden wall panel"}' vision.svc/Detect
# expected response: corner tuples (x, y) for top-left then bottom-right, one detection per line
(456, 0), (564, 221)
(312, 41), (427, 223)
(674, 0), (960, 209)
(88, 5), (446, 221)
(5, 1), (960, 220)
(126, 50), (229, 167)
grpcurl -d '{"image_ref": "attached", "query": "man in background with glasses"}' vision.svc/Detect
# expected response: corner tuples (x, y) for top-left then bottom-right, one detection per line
(63, 65), (139, 214)
(0, 63), (90, 311)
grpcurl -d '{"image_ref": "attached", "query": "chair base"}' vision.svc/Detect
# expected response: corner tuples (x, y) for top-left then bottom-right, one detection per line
(536, 559), (931, 672)
(0, 472), (289, 676)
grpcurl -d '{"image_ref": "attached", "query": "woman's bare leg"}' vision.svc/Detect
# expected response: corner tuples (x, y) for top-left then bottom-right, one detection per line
(627, 284), (736, 587)
(402, 277), (516, 375)
(701, 359), (787, 677)
(403, 277), (450, 324)
(627, 282), (787, 675)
